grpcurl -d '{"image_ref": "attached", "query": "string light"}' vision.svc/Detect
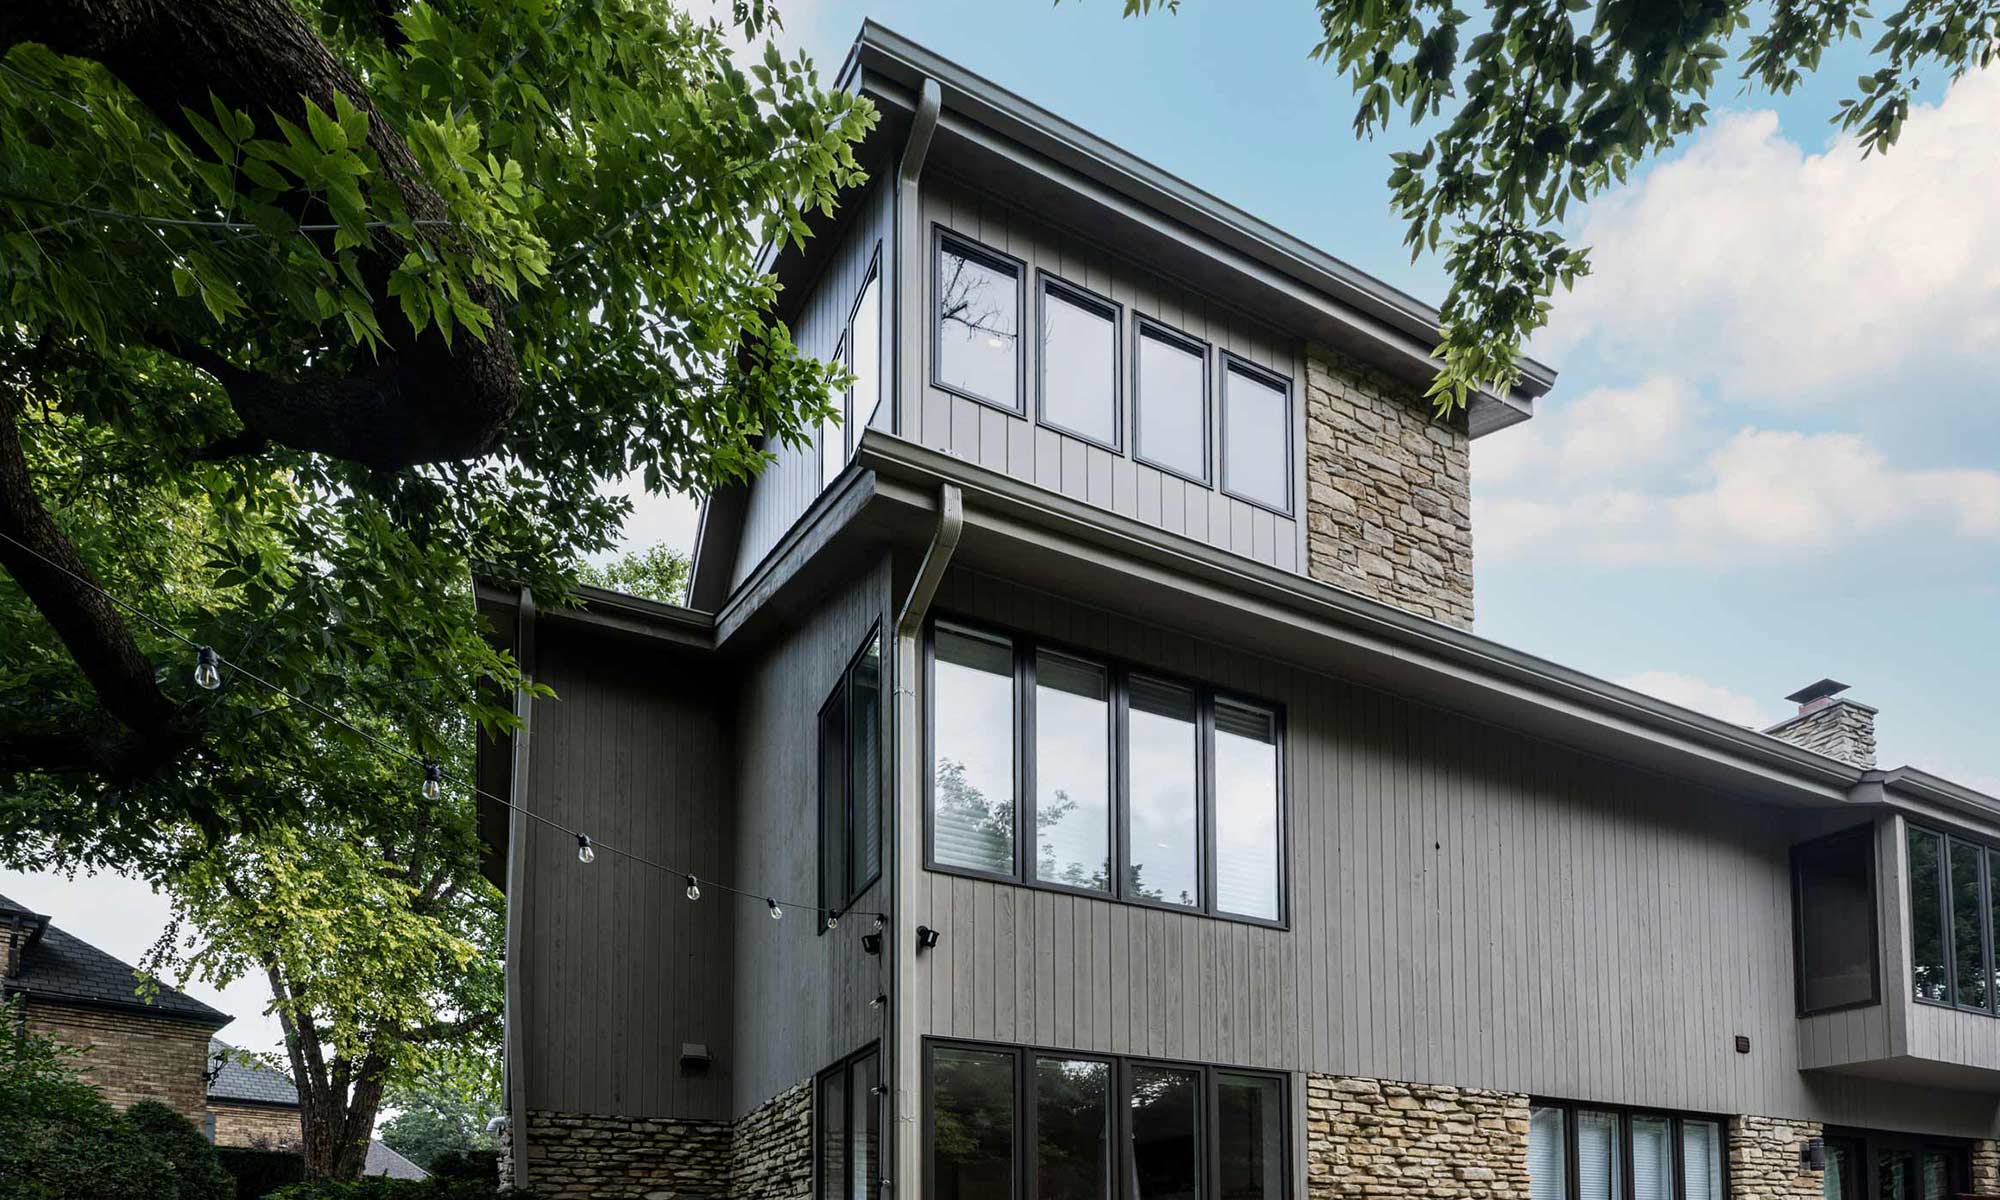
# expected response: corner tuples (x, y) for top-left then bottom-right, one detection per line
(576, 834), (595, 864)
(421, 761), (444, 801)
(193, 645), (222, 690)
(824, 911), (839, 931)
(869, 993), (886, 1009)
(685, 876), (701, 901)
(767, 899), (783, 921)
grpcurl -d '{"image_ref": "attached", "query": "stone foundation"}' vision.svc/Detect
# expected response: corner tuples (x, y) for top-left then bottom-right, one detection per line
(1973, 1140), (2000, 1194)
(22, 1000), (215, 1124)
(1303, 346), (1475, 630)
(1305, 1074), (1530, 1199)
(1727, 1115), (1823, 1200)
(508, 1080), (810, 1200)
(730, 1082), (812, 1200)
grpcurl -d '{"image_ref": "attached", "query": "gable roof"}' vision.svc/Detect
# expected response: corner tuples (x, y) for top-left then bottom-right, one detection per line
(0, 895), (229, 1027)
(207, 1039), (300, 1106)
(365, 1140), (430, 1180)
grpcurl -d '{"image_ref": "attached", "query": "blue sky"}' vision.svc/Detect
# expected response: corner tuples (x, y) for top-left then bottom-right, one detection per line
(8, 0), (1996, 1060)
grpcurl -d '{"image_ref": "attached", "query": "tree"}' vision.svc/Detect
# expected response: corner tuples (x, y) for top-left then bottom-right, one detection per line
(0, 0), (872, 852)
(379, 1079), (498, 1171)
(577, 543), (691, 605)
(1112, 0), (1996, 408)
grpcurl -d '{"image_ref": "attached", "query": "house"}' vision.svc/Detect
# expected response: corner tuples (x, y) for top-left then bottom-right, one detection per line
(477, 23), (2000, 1200)
(206, 1040), (430, 1178)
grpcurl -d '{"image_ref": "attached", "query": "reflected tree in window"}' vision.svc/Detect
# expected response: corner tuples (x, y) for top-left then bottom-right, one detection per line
(1035, 1058), (1110, 1200)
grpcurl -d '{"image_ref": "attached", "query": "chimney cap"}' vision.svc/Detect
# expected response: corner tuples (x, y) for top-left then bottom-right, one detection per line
(1784, 678), (1851, 707)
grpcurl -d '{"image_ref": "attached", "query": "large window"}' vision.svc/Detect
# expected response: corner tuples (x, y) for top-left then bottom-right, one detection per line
(1908, 822), (1998, 1013)
(925, 1041), (1285, 1200)
(1038, 277), (1120, 450)
(818, 1047), (882, 1200)
(1791, 824), (1879, 1014)
(1134, 320), (1209, 484)
(927, 619), (1285, 925)
(820, 629), (883, 925)
(1219, 357), (1291, 515)
(1528, 1102), (1724, 1200)
(936, 235), (1024, 412)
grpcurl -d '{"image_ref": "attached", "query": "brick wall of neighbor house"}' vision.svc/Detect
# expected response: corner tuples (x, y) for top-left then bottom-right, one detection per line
(23, 1001), (213, 1124)
(503, 1080), (810, 1200)
(1727, 1115), (1824, 1200)
(210, 1101), (302, 1150)
(1305, 1074), (1531, 1200)
(1302, 346), (1475, 629)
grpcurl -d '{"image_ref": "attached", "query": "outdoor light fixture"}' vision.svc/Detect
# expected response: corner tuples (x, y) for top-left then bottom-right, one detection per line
(824, 910), (839, 931)
(768, 899), (783, 920)
(685, 876), (701, 901)
(870, 993), (887, 1009)
(575, 834), (595, 864)
(1800, 1137), (1826, 1173)
(916, 924), (940, 953)
(680, 1043), (713, 1075)
(861, 930), (883, 956)
(193, 645), (222, 691)
(421, 761), (444, 800)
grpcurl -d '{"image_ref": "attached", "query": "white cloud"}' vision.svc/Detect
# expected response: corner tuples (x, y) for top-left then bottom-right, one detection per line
(1477, 376), (1694, 488)
(1614, 670), (1776, 729)
(1545, 66), (2000, 402)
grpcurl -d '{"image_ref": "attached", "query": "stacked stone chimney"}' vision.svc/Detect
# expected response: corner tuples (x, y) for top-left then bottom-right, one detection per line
(1764, 679), (1877, 769)
(2, 903), (41, 978)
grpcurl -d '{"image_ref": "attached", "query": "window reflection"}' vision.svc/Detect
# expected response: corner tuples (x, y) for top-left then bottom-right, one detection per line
(931, 1047), (1015, 1200)
(1040, 284), (1118, 446)
(1034, 652), (1111, 892)
(1035, 1058), (1109, 1200)
(933, 626), (1017, 875)
(938, 243), (1020, 409)
(1129, 1066), (1200, 1200)
(1909, 827), (1948, 1002)
(1216, 1073), (1281, 1200)
(1127, 676), (1199, 908)
(1137, 325), (1207, 482)
(1221, 363), (1289, 513)
(1213, 700), (1280, 921)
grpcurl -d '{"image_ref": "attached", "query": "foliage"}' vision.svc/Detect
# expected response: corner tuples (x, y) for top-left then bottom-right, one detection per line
(217, 1147), (309, 1200)
(1109, 0), (1997, 410)
(0, 1013), (189, 1200)
(575, 543), (691, 606)
(379, 1081), (499, 1171)
(426, 1150), (501, 1185)
(126, 1100), (238, 1200)
(270, 1176), (534, 1200)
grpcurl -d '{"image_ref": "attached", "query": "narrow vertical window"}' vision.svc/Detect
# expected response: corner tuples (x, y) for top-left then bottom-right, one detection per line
(1039, 279), (1119, 448)
(1215, 1073), (1283, 1200)
(1220, 360), (1290, 514)
(1528, 1106), (1568, 1200)
(821, 630), (883, 922)
(819, 683), (849, 916)
(1135, 322), (1208, 483)
(1630, 1115), (1674, 1200)
(1575, 1110), (1621, 1200)
(1213, 699), (1281, 922)
(1033, 652), (1111, 892)
(1909, 827), (1949, 1002)
(818, 1063), (847, 1200)
(1792, 825), (1878, 1013)
(937, 239), (1021, 411)
(1949, 838), (1990, 1010)
(1127, 1065), (1200, 1200)
(931, 1046), (1016, 1200)
(823, 335), (849, 489)
(852, 267), (882, 441)
(932, 626), (1018, 876)
(1034, 1057), (1110, 1200)
(1125, 676), (1200, 909)
(1682, 1120), (1723, 1200)
(851, 1051), (881, 1200)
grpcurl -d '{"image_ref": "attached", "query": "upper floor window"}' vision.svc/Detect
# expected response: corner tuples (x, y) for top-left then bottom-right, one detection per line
(936, 235), (1023, 412)
(926, 618), (1284, 924)
(822, 333), (849, 490)
(823, 256), (883, 489)
(1908, 822), (1998, 1014)
(1528, 1101), (1724, 1200)
(820, 628), (883, 925)
(1038, 276), (1120, 450)
(1220, 357), (1291, 515)
(817, 1046), (882, 1200)
(1134, 319), (1209, 484)
(925, 1040), (1285, 1200)
(1791, 824), (1879, 1015)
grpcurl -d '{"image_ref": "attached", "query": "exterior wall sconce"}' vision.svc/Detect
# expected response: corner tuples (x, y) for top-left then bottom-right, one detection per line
(680, 1043), (713, 1076)
(1800, 1137), (1826, 1173)
(916, 925), (941, 953)
(862, 931), (883, 956)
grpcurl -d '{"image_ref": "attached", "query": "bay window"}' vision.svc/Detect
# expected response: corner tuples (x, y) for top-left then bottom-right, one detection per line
(927, 619), (1285, 925)
(1908, 821), (1998, 1014)
(1528, 1102), (1724, 1200)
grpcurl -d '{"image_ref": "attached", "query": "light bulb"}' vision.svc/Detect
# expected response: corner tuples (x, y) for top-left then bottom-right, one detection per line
(576, 834), (595, 864)
(869, 993), (887, 1010)
(824, 911), (839, 931)
(193, 646), (222, 691)
(873, 915), (886, 932)
(421, 761), (443, 801)
(767, 899), (783, 920)
(685, 876), (701, 901)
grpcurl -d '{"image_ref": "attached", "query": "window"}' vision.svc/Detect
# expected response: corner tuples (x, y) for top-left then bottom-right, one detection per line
(822, 333), (849, 489)
(822, 256), (883, 489)
(1038, 278), (1120, 449)
(818, 1048), (883, 1200)
(1528, 1102), (1725, 1200)
(1219, 358), (1290, 514)
(1134, 320), (1208, 483)
(819, 629), (883, 924)
(927, 620), (1286, 925)
(937, 235), (1023, 412)
(1908, 821), (1998, 1013)
(1791, 824), (1879, 1014)
(924, 1042), (1285, 1200)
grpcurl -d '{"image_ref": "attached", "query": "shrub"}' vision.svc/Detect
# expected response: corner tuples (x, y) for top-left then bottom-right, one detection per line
(0, 1010), (183, 1200)
(426, 1149), (500, 1183)
(217, 1147), (308, 1200)
(127, 1100), (236, 1200)
(270, 1176), (535, 1199)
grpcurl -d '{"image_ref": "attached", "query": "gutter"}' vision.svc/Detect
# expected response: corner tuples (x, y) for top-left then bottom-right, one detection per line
(501, 586), (537, 1189)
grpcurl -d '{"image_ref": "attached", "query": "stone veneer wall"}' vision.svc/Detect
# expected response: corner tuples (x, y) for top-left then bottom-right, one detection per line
(23, 1000), (215, 1124)
(1306, 1074), (1530, 1199)
(729, 1081), (812, 1200)
(1973, 1140), (2000, 1194)
(210, 1101), (303, 1150)
(1727, 1115), (1824, 1200)
(1302, 347), (1475, 630)
(506, 1080), (810, 1200)
(1762, 700), (1878, 769)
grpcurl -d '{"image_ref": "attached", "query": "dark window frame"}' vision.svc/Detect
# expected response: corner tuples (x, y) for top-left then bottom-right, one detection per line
(1788, 822), (1882, 1017)
(1132, 316), (1212, 487)
(923, 614), (1288, 929)
(1034, 272), (1124, 454)
(819, 624), (885, 931)
(1527, 1097), (1731, 1200)
(1217, 353), (1293, 517)
(815, 1042), (883, 1200)
(821, 329), (850, 489)
(1820, 1125), (1971, 1200)
(932, 227), (1028, 416)
(921, 1037), (1289, 1200)
(1907, 818), (2000, 1016)
(845, 247), (884, 457)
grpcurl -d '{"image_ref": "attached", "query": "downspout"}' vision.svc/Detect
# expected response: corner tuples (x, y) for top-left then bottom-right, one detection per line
(885, 73), (943, 1200)
(502, 586), (537, 1188)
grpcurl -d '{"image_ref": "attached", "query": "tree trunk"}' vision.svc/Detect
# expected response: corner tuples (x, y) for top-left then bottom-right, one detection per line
(299, 1053), (390, 1180)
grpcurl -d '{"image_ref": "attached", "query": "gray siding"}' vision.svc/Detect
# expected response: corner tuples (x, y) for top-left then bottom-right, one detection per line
(908, 568), (2000, 1137)
(912, 175), (1304, 573)
(735, 181), (894, 589)
(519, 627), (734, 1121)
(729, 555), (895, 1114)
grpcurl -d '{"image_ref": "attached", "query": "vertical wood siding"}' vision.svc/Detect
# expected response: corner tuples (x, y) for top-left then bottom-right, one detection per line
(728, 557), (896, 1115)
(908, 568), (2000, 1137)
(735, 181), (894, 589)
(911, 175), (1304, 574)
(520, 628), (734, 1121)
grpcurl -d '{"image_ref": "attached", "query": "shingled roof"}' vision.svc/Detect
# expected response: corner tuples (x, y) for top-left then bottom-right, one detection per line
(0, 894), (229, 1027)
(207, 1039), (300, 1106)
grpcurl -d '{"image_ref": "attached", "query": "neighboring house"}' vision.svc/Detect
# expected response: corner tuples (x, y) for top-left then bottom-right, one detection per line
(479, 22), (2000, 1200)
(205, 1040), (430, 1179)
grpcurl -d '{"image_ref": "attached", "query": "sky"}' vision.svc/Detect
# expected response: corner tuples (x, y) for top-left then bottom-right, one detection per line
(8, 0), (1997, 1071)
